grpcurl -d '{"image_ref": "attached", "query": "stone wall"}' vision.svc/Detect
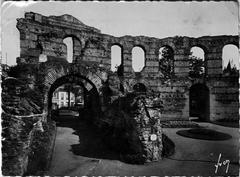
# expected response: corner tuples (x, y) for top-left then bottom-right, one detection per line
(16, 12), (239, 121)
(208, 77), (239, 121)
(1, 76), (56, 175)
(98, 93), (162, 163)
(1, 112), (56, 176)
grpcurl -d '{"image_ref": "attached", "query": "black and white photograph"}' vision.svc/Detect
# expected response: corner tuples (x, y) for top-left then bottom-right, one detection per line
(1, 1), (239, 176)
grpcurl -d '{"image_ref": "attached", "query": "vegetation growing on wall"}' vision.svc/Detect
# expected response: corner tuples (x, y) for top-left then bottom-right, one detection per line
(188, 56), (204, 78)
(223, 60), (239, 76)
(159, 47), (174, 79)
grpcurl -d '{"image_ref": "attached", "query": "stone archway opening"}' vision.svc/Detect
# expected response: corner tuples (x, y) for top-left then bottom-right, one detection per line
(222, 44), (239, 76)
(133, 83), (147, 94)
(189, 83), (210, 121)
(132, 46), (145, 72)
(48, 74), (100, 121)
(188, 46), (205, 78)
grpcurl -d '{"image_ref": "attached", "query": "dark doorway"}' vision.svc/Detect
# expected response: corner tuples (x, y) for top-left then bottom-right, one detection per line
(133, 83), (147, 93)
(189, 84), (210, 121)
(48, 74), (100, 121)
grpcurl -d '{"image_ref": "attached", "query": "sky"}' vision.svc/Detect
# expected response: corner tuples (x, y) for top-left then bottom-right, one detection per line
(1, 1), (239, 68)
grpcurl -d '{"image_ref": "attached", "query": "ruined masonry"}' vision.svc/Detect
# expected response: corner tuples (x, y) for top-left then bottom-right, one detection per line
(16, 12), (239, 121)
(2, 11), (239, 175)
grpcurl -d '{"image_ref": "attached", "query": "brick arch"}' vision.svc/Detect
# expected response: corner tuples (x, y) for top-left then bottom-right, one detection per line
(158, 40), (176, 51)
(158, 45), (175, 58)
(125, 79), (150, 92)
(43, 63), (105, 93)
(189, 44), (209, 54)
(42, 63), (107, 114)
(221, 43), (239, 51)
(132, 44), (147, 53)
(222, 37), (239, 48)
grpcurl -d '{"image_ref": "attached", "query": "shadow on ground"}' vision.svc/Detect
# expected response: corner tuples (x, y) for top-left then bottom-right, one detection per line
(176, 128), (232, 141)
(56, 118), (121, 161)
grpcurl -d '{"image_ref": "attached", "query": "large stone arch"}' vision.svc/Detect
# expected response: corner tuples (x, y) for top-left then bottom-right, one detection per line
(42, 62), (108, 114)
(47, 73), (101, 120)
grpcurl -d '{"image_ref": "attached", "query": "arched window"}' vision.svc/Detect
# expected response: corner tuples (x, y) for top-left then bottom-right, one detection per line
(111, 45), (122, 72)
(63, 37), (73, 63)
(222, 44), (239, 75)
(189, 46), (205, 78)
(133, 83), (147, 93)
(132, 46), (145, 72)
(159, 46), (174, 78)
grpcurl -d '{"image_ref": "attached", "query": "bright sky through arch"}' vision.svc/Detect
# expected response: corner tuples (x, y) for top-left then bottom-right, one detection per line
(222, 45), (239, 69)
(190, 47), (205, 60)
(1, 1), (238, 67)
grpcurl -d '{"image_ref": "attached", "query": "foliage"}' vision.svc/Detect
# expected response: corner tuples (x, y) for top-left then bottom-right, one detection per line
(188, 55), (205, 78)
(223, 60), (239, 76)
(159, 47), (174, 78)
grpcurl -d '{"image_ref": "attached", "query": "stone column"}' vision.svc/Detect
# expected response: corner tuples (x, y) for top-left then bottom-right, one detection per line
(205, 47), (223, 77)
(174, 47), (190, 77)
(122, 47), (134, 76)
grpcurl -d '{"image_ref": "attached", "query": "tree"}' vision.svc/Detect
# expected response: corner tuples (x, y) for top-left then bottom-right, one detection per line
(188, 55), (205, 78)
(159, 47), (174, 78)
(223, 60), (239, 76)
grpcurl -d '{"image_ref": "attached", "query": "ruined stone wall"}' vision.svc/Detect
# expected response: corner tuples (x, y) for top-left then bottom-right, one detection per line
(99, 94), (162, 163)
(208, 77), (239, 121)
(1, 76), (56, 175)
(16, 12), (239, 121)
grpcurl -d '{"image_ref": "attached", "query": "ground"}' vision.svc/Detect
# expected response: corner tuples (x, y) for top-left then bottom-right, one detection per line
(45, 116), (239, 176)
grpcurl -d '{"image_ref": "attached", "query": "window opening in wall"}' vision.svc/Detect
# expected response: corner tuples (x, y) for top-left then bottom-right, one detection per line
(222, 44), (239, 76)
(159, 46), (174, 78)
(188, 46), (205, 78)
(63, 37), (73, 63)
(111, 45), (122, 72)
(132, 46), (145, 72)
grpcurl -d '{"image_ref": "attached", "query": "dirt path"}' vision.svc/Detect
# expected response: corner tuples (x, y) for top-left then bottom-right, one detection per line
(46, 119), (239, 176)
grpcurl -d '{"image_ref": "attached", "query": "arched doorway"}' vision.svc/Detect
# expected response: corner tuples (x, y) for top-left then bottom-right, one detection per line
(48, 74), (100, 120)
(189, 84), (210, 121)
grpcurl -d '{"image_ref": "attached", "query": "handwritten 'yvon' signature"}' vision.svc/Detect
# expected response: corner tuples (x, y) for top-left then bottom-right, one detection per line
(214, 153), (230, 174)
